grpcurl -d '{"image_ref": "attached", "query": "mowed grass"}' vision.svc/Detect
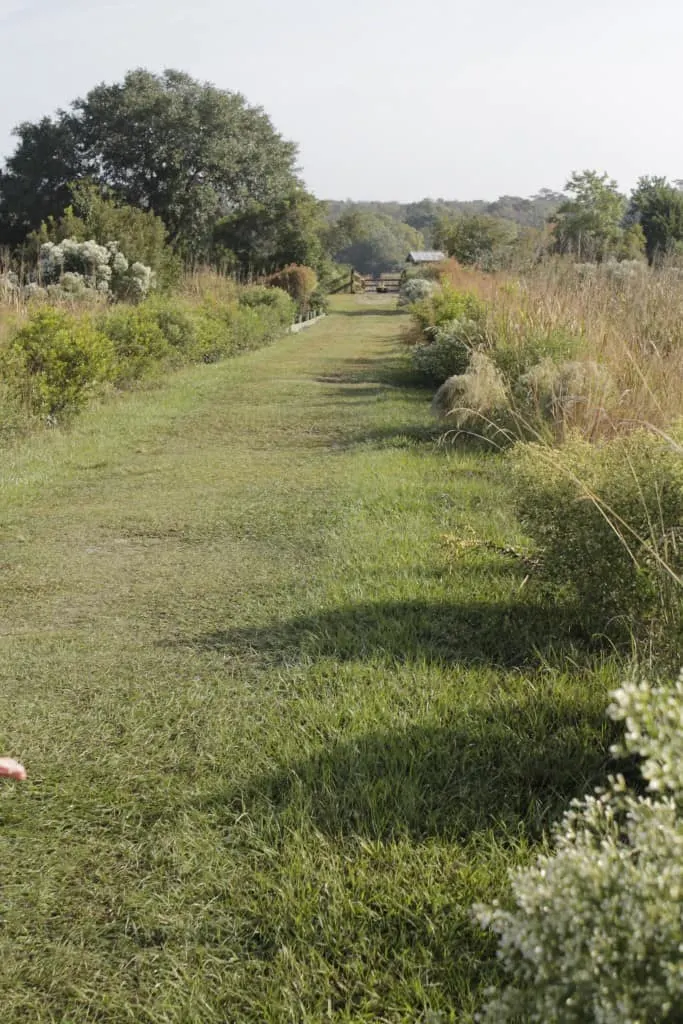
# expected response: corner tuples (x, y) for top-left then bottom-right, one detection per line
(0, 295), (619, 1022)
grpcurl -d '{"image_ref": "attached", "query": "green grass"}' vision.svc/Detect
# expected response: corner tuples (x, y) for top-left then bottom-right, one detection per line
(0, 294), (620, 1022)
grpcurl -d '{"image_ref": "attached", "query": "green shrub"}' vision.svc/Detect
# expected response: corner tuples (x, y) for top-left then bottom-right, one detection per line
(476, 668), (683, 1024)
(99, 305), (171, 384)
(3, 309), (114, 418)
(511, 432), (683, 646)
(192, 301), (237, 363)
(491, 326), (584, 384)
(238, 285), (295, 324)
(411, 284), (487, 334)
(411, 317), (486, 384)
(143, 296), (199, 355)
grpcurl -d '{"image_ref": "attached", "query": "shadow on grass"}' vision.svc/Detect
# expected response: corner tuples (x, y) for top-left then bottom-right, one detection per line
(333, 307), (402, 317)
(185, 597), (587, 669)
(314, 361), (426, 390)
(334, 423), (447, 450)
(207, 699), (618, 843)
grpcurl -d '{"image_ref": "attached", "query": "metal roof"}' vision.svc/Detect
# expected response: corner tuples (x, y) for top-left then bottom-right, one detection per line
(407, 250), (447, 263)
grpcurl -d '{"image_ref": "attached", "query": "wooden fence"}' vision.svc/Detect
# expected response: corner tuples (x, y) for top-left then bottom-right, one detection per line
(329, 269), (402, 294)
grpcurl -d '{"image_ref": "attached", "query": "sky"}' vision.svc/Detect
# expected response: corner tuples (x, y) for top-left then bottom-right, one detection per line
(0, 0), (682, 202)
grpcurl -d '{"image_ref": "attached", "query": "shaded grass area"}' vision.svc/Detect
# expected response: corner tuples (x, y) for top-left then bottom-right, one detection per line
(0, 295), (619, 1022)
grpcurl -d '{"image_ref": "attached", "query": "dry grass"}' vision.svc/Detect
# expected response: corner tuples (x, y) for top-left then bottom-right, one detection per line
(421, 259), (683, 441)
(488, 261), (683, 437)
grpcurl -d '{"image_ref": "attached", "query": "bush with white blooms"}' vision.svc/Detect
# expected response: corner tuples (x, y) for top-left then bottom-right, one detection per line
(475, 669), (683, 1023)
(38, 239), (154, 301)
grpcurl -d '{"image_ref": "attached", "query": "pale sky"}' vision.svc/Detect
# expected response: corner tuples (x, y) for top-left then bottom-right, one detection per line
(0, 0), (681, 201)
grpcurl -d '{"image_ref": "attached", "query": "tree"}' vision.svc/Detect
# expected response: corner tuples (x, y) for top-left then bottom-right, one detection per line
(211, 187), (326, 274)
(0, 116), (82, 246)
(0, 69), (305, 263)
(629, 176), (683, 264)
(435, 213), (518, 269)
(326, 211), (424, 276)
(551, 171), (626, 261)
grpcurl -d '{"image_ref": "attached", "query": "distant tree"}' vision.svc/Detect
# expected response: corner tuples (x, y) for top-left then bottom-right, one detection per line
(551, 171), (626, 261)
(327, 211), (424, 275)
(435, 213), (518, 269)
(629, 177), (683, 264)
(487, 192), (564, 229)
(0, 69), (305, 263)
(616, 222), (647, 262)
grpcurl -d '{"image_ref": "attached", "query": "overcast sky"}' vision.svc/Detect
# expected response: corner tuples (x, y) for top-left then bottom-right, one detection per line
(0, 0), (681, 201)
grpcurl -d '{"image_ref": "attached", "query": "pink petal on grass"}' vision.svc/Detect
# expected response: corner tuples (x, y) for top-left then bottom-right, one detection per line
(0, 758), (27, 780)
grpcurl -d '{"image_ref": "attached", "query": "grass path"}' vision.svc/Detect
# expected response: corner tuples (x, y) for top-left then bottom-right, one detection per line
(0, 296), (615, 1022)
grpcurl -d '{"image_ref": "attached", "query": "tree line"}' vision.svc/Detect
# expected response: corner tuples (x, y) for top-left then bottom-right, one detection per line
(2, 70), (683, 278)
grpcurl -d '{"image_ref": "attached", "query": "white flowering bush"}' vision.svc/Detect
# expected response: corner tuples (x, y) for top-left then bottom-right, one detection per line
(398, 277), (436, 307)
(476, 670), (683, 1023)
(38, 239), (154, 301)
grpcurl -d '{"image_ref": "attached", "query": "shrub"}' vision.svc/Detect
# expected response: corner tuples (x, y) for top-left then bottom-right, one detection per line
(411, 284), (487, 334)
(98, 305), (170, 383)
(490, 326), (584, 386)
(411, 317), (487, 384)
(3, 309), (114, 418)
(397, 277), (436, 307)
(511, 431), (683, 646)
(238, 285), (295, 325)
(518, 358), (615, 440)
(431, 352), (511, 439)
(39, 239), (155, 301)
(476, 668), (683, 1024)
(265, 265), (318, 310)
(143, 296), (198, 355)
(30, 183), (179, 288)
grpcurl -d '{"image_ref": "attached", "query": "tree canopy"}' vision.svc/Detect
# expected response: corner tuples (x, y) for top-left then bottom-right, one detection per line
(0, 69), (308, 266)
(434, 213), (518, 269)
(629, 177), (683, 264)
(325, 210), (424, 275)
(551, 171), (629, 261)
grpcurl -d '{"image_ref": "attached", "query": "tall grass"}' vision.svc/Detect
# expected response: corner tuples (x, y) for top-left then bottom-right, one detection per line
(434, 259), (683, 439)
(413, 260), (683, 659)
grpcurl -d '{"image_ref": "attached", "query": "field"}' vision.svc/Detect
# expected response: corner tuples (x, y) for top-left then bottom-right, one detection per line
(0, 295), (618, 1022)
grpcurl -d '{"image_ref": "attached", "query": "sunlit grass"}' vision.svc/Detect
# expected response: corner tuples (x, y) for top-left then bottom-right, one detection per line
(0, 295), (619, 1022)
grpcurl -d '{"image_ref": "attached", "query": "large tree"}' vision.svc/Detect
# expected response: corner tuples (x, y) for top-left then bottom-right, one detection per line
(551, 171), (627, 261)
(434, 213), (518, 269)
(211, 186), (326, 273)
(629, 176), (683, 264)
(0, 69), (305, 263)
(326, 210), (424, 275)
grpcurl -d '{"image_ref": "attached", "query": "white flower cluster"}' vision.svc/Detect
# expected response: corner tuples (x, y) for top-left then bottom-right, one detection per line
(37, 239), (153, 301)
(398, 277), (436, 307)
(476, 670), (683, 1023)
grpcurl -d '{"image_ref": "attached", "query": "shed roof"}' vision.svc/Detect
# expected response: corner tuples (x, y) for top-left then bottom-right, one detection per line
(407, 250), (447, 263)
